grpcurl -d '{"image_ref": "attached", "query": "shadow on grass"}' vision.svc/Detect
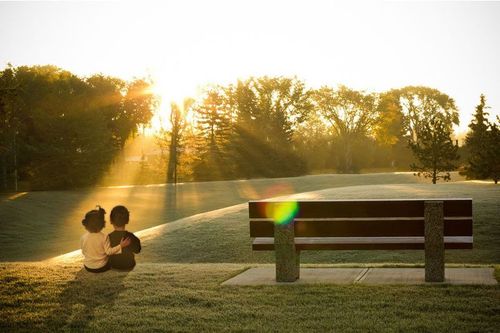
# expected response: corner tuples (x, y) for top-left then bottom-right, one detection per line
(46, 268), (129, 331)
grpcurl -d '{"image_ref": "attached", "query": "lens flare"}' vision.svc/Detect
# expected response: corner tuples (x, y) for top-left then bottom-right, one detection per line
(263, 183), (294, 198)
(264, 201), (299, 225)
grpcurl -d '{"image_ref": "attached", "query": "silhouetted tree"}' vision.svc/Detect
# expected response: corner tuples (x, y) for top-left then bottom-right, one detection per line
(409, 116), (459, 184)
(230, 77), (312, 178)
(123, 78), (157, 145)
(314, 85), (378, 173)
(487, 119), (500, 184)
(294, 110), (333, 171)
(462, 95), (500, 183)
(162, 98), (194, 183)
(372, 90), (413, 169)
(192, 88), (234, 180)
(0, 65), (23, 190)
(396, 86), (459, 143)
(0, 65), (156, 190)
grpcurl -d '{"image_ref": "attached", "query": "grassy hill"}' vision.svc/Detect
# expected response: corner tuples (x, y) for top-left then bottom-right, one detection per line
(1, 173), (499, 332)
(1, 172), (432, 261)
(131, 181), (500, 265)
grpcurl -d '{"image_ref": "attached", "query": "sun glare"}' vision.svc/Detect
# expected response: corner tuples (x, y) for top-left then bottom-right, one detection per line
(145, 71), (200, 135)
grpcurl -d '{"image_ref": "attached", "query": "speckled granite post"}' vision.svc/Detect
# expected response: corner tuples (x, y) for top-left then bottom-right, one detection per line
(425, 201), (445, 282)
(274, 220), (299, 282)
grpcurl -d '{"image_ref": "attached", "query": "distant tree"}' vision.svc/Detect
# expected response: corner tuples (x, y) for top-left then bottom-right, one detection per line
(162, 98), (194, 183)
(314, 85), (378, 173)
(373, 90), (411, 169)
(462, 95), (500, 183)
(86, 74), (127, 147)
(0, 65), (23, 190)
(374, 90), (404, 146)
(409, 116), (459, 184)
(192, 87), (234, 180)
(294, 110), (333, 171)
(122, 78), (157, 145)
(487, 119), (500, 184)
(396, 86), (459, 143)
(230, 77), (312, 178)
(0, 65), (156, 190)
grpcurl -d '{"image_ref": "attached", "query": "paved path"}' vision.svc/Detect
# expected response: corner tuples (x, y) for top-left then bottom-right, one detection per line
(222, 267), (497, 285)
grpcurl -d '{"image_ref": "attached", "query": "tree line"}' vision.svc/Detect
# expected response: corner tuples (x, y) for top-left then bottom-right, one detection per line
(1, 65), (498, 190)
(160, 77), (498, 184)
(0, 65), (156, 190)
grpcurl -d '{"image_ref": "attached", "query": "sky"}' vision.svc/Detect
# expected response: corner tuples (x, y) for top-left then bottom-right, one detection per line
(1, 0), (499, 134)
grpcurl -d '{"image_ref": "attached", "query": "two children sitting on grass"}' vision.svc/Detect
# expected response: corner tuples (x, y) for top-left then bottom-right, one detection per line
(80, 205), (141, 273)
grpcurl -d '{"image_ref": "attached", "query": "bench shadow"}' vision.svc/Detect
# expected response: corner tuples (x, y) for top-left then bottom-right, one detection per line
(46, 268), (129, 331)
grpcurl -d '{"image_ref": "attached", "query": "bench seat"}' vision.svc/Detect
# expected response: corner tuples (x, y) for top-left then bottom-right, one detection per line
(252, 236), (473, 250)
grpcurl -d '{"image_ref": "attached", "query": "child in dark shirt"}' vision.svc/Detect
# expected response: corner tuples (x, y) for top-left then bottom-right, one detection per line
(108, 205), (141, 270)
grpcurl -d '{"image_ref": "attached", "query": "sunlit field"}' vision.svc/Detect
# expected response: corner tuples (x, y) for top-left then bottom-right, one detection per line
(2, 176), (500, 332)
(1, 172), (433, 261)
(44, 176), (499, 266)
(1, 1), (500, 332)
(1, 263), (499, 332)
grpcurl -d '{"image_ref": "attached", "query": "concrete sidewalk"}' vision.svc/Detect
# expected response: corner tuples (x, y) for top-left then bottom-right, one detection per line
(222, 267), (497, 286)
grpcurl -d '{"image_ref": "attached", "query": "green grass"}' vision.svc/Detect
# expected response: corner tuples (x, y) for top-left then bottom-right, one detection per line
(1, 173), (499, 331)
(1, 263), (499, 332)
(135, 181), (500, 264)
(0, 172), (435, 261)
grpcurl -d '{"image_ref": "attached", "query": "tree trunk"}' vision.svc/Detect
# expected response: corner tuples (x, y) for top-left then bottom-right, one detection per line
(167, 135), (177, 183)
(1, 155), (6, 191)
(345, 143), (352, 173)
(13, 133), (18, 192)
(340, 138), (353, 173)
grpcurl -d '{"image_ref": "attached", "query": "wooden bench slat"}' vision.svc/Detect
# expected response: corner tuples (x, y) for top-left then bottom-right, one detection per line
(249, 218), (473, 237)
(252, 236), (473, 251)
(249, 199), (472, 219)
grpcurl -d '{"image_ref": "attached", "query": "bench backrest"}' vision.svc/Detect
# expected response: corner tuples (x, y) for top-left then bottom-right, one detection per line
(249, 199), (472, 248)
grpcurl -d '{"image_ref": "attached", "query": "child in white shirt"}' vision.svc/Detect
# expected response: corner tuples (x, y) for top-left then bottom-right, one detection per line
(80, 206), (130, 273)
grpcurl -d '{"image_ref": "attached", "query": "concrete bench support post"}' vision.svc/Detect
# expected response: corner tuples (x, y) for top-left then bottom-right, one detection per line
(274, 220), (299, 282)
(424, 200), (445, 282)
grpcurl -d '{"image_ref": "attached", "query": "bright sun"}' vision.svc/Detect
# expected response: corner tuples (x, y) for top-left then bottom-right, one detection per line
(146, 72), (198, 135)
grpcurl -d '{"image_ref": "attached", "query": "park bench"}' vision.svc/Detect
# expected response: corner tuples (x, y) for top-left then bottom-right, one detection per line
(249, 199), (473, 282)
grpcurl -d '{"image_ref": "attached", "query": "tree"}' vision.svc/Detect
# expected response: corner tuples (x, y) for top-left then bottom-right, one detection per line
(462, 95), (500, 183)
(0, 65), (23, 190)
(314, 85), (378, 173)
(396, 86), (459, 144)
(122, 78), (158, 146)
(0, 65), (156, 190)
(229, 77), (312, 178)
(294, 110), (333, 171)
(159, 98), (194, 183)
(409, 116), (459, 184)
(85, 74), (127, 147)
(192, 87), (234, 180)
(487, 119), (500, 184)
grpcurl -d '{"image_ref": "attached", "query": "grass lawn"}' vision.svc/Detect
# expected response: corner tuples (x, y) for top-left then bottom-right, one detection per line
(1, 263), (499, 332)
(0, 172), (433, 261)
(133, 181), (500, 265)
(1, 173), (499, 332)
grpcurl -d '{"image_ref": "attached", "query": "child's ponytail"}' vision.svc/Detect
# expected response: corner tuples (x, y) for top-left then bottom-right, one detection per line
(81, 205), (107, 232)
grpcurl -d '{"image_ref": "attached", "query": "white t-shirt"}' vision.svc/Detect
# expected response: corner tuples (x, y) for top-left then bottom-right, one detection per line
(80, 232), (122, 269)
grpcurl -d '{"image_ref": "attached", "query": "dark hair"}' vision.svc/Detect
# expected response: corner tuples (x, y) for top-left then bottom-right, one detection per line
(82, 206), (106, 233)
(110, 205), (129, 227)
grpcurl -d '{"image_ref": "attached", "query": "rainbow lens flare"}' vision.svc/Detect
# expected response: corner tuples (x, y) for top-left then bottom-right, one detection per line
(264, 201), (299, 225)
